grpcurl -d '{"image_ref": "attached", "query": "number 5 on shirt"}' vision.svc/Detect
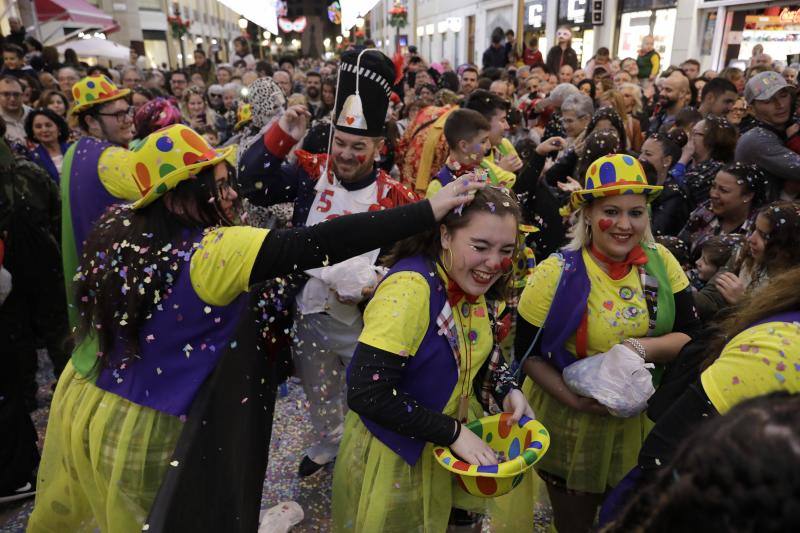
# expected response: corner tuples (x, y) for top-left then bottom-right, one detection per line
(317, 189), (335, 213)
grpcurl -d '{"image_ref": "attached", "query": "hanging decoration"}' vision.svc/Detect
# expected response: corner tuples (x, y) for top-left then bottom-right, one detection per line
(278, 16), (308, 33)
(168, 3), (191, 39)
(328, 2), (342, 25)
(388, 0), (408, 29)
(276, 1), (288, 17)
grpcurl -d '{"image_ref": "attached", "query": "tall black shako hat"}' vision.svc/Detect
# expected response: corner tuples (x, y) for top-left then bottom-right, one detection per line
(334, 49), (395, 137)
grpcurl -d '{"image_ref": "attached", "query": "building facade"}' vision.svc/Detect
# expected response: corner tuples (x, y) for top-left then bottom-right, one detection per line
(369, 0), (797, 72)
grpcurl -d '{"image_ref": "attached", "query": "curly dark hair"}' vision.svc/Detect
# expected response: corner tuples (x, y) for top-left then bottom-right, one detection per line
(604, 392), (800, 533)
(24, 107), (70, 144)
(74, 163), (239, 373)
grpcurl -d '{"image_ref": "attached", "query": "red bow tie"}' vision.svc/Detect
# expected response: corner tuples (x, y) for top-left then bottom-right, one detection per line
(447, 279), (479, 307)
(590, 244), (648, 280)
(447, 161), (478, 177)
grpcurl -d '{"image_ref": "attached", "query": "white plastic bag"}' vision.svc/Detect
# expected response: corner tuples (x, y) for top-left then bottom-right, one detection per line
(563, 344), (655, 418)
(318, 255), (380, 301)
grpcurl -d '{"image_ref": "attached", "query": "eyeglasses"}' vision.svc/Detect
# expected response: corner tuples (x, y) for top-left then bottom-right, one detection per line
(97, 107), (135, 122)
(0, 91), (22, 98)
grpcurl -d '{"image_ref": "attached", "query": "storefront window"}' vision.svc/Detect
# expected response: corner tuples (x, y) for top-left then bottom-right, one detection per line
(617, 7), (676, 67)
(739, 6), (800, 63)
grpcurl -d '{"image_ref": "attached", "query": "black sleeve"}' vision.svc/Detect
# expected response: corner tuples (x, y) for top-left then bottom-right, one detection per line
(512, 152), (546, 199)
(347, 343), (461, 446)
(672, 286), (701, 337)
(513, 313), (543, 364)
(638, 381), (718, 470)
(542, 150), (577, 187)
(249, 200), (435, 285)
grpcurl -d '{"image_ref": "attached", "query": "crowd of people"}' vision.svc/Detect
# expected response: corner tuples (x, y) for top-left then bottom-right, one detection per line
(1, 18), (799, 533)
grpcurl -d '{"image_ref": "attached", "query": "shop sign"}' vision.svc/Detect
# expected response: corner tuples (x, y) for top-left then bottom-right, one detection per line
(526, 0), (546, 28)
(780, 8), (800, 24)
(559, 0), (590, 25)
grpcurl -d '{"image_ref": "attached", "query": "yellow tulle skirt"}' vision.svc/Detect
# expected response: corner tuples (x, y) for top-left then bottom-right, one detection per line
(27, 362), (182, 533)
(525, 379), (653, 494)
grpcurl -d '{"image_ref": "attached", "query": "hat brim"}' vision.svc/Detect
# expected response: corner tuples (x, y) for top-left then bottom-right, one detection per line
(131, 145), (237, 209)
(569, 182), (663, 211)
(234, 118), (252, 131)
(747, 84), (796, 105)
(70, 88), (132, 115)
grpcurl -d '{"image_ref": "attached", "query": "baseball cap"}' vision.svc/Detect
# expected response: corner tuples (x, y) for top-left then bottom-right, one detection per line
(744, 71), (796, 104)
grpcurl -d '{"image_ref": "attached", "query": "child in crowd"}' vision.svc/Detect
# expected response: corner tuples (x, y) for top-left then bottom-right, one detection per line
(426, 108), (491, 198)
(199, 125), (220, 147)
(692, 235), (739, 289)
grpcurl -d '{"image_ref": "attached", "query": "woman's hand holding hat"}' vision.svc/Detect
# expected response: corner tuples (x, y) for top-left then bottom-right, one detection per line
(278, 104), (310, 140)
(428, 177), (485, 221)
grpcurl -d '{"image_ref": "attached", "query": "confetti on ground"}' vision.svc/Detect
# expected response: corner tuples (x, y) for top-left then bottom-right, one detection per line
(0, 354), (553, 532)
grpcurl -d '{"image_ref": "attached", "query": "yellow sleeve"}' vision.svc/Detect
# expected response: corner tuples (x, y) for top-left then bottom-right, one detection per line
(501, 138), (518, 158)
(701, 322), (800, 414)
(517, 254), (563, 327)
(425, 178), (443, 199)
(359, 271), (430, 356)
(97, 146), (141, 201)
(650, 53), (660, 78)
(189, 226), (270, 306)
(481, 159), (517, 188)
(656, 243), (690, 293)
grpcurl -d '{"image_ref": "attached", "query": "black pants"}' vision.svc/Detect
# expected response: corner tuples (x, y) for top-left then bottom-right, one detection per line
(0, 346), (40, 492)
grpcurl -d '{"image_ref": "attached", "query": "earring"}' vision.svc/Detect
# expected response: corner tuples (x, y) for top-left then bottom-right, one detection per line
(442, 248), (454, 271)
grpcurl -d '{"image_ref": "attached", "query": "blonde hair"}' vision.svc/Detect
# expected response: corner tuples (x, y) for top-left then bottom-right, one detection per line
(565, 200), (655, 251)
(620, 82), (643, 115)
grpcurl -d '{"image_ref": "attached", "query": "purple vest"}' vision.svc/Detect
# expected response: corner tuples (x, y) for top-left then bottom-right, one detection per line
(68, 137), (119, 256)
(95, 235), (247, 417)
(539, 249), (591, 371)
(348, 255), (458, 465)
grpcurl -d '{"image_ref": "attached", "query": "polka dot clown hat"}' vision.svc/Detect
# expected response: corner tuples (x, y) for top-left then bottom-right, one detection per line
(568, 153), (662, 212)
(130, 124), (236, 209)
(433, 413), (550, 498)
(235, 102), (252, 131)
(70, 75), (131, 115)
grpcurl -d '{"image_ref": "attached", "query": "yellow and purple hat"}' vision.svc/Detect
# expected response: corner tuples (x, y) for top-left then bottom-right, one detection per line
(568, 153), (662, 213)
(70, 75), (131, 115)
(129, 124), (236, 209)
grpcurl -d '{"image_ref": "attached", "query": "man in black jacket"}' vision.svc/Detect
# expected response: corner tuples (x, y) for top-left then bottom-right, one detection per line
(483, 27), (508, 70)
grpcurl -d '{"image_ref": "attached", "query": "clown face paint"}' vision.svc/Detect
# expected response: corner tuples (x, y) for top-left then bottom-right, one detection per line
(331, 130), (383, 182)
(589, 195), (649, 261)
(440, 212), (517, 297)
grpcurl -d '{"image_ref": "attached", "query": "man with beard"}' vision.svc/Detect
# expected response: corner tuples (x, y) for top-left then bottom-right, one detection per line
(649, 70), (691, 135)
(305, 71), (322, 116)
(238, 49), (419, 477)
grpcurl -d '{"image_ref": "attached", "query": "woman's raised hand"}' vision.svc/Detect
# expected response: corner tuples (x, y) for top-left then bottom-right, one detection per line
(428, 177), (485, 221)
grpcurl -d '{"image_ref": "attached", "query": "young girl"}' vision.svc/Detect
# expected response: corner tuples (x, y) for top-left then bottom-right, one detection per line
(332, 188), (534, 532)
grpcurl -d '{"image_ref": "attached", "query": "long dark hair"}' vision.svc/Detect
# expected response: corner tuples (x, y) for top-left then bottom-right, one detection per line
(383, 187), (522, 301)
(74, 163), (238, 371)
(24, 107), (69, 144)
(603, 392), (800, 533)
(736, 201), (800, 283)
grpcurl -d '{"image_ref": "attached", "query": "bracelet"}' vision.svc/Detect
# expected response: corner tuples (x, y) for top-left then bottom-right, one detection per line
(625, 338), (647, 361)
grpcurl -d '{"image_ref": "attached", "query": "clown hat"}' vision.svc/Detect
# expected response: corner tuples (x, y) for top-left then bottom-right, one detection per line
(568, 154), (662, 212)
(70, 75), (131, 115)
(129, 124), (236, 209)
(234, 102), (252, 131)
(335, 49), (395, 137)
